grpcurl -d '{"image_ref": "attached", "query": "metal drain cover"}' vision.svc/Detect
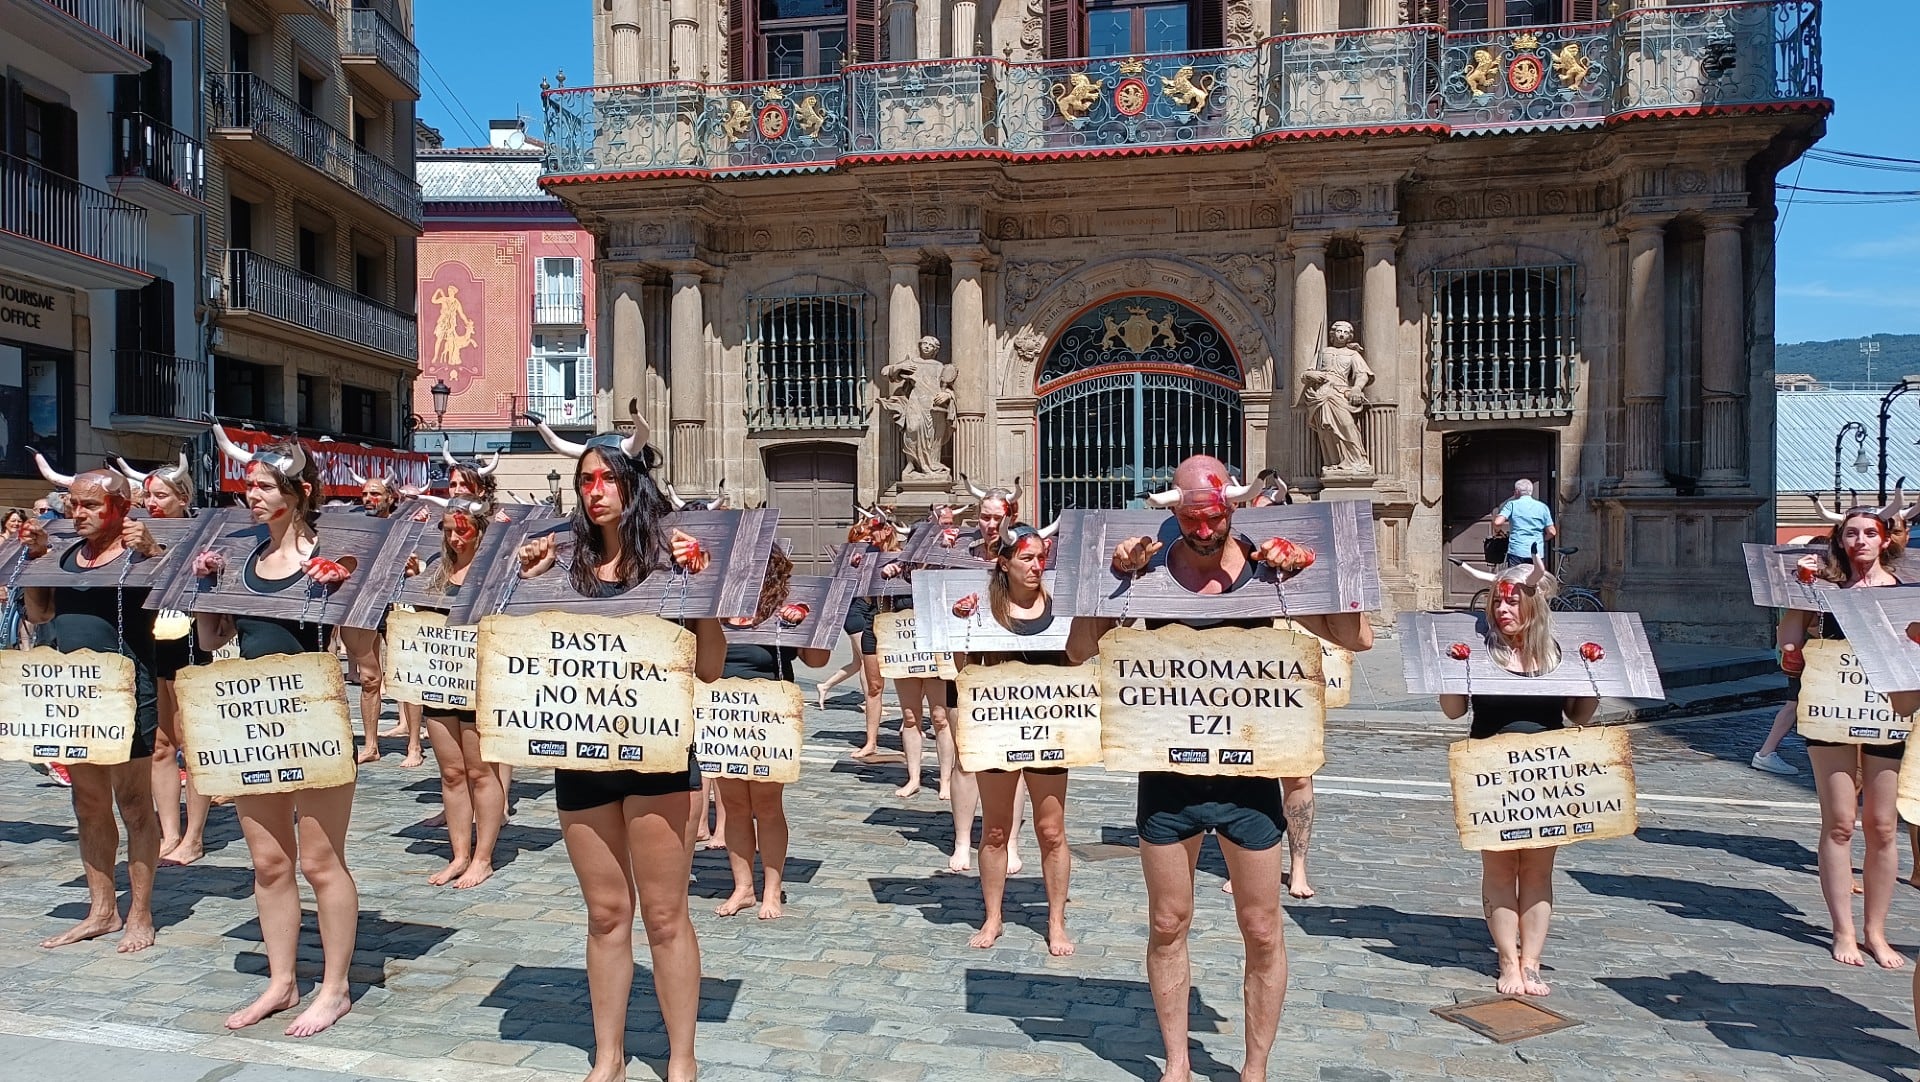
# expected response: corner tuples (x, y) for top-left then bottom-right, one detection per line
(1432, 995), (1580, 1043)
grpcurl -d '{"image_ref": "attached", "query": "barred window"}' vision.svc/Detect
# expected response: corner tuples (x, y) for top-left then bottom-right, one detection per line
(1426, 265), (1578, 420)
(746, 293), (870, 430)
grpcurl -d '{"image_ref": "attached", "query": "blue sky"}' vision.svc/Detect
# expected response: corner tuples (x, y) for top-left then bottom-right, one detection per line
(414, 0), (1918, 346)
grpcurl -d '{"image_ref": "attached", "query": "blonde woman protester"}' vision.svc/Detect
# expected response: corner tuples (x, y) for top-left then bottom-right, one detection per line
(343, 474), (416, 766)
(191, 432), (358, 1036)
(953, 521), (1074, 955)
(518, 414), (724, 1082)
(115, 453), (213, 866)
(715, 547), (830, 919)
(1439, 553), (1597, 998)
(441, 442), (515, 810)
(1780, 495), (1909, 970)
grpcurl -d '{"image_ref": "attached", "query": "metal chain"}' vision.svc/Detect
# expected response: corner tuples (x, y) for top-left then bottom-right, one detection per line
(113, 549), (133, 655)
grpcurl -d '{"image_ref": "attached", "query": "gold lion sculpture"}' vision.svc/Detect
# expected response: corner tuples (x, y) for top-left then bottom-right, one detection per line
(1161, 65), (1214, 114)
(1051, 72), (1103, 121)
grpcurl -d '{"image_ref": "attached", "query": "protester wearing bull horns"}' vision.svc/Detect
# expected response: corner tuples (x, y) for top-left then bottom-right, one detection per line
(115, 451), (213, 866)
(954, 516), (1074, 955)
(193, 424), (360, 1036)
(1781, 491), (1911, 971)
(340, 469), (417, 766)
(1441, 552), (1599, 998)
(519, 403), (724, 1082)
(667, 477), (735, 850)
(18, 458), (164, 953)
(1066, 455), (1372, 1082)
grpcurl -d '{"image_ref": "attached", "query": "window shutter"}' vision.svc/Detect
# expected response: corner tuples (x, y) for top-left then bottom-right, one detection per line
(728, 0), (754, 80)
(851, 0), (879, 65)
(1567, 0), (1601, 21)
(117, 288), (139, 356)
(1045, 0), (1080, 60)
(526, 355), (544, 397)
(1197, 0), (1224, 50)
(54, 102), (79, 177)
(579, 351), (596, 396)
(148, 279), (174, 352)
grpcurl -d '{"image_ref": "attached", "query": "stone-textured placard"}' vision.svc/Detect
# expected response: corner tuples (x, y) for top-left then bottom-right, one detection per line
(447, 509), (777, 624)
(1059, 505), (1381, 619)
(1817, 588), (1920, 698)
(146, 509), (412, 631)
(0, 519), (202, 590)
(695, 678), (804, 783)
(175, 653), (355, 797)
(1396, 611), (1665, 700)
(1278, 619), (1353, 710)
(385, 609), (477, 710)
(952, 660), (1101, 771)
(0, 648), (137, 766)
(875, 610), (957, 680)
(475, 610), (697, 771)
(1742, 543), (1920, 613)
(1099, 624), (1324, 777)
(1796, 639), (1915, 744)
(1449, 726), (1638, 851)
(1897, 752), (1920, 825)
(911, 570), (1070, 654)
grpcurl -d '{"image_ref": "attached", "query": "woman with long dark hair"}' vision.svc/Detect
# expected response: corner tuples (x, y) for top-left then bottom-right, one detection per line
(192, 429), (358, 1037)
(954, 521), (1075, 954)
(1781, 496), (1909, 970)
(519, 413), (725, 1082)
(1442, 556), (1597, 998)
(440, 441), (513, 804)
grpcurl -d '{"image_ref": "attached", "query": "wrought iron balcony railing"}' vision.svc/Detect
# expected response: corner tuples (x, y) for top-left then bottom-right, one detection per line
(31, 0), (145, 57)
(220, 248), (418, 362)
(533, 288), (585, 325)
(209, 72), (423, 226)
(542, 1), (1823, 180)
(115, 349), (209, 418)
(0, 151), (147, 273)
(112, 112), (206, 201)
(343, 5), (420, 96)
(511, 394), (597, 428)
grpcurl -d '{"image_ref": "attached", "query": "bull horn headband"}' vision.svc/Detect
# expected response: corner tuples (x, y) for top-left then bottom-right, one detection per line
(207, 416), (307, 478)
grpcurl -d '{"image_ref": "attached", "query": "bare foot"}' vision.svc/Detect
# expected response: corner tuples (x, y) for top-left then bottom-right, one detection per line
(948, 850), (971, 874)
(1007, 851), (1025, 876)
(1157, 1059), (1192, 1082)
(356, 746), (380, 765)
(815, 687), (828, 710)
(420, 812), (447, 829)
(117, 917), (156, 953)
(160, 843), (204, 867)
(40, 912), (122, 948)
(225, 984), (299, 1030)
(1048, 925), (1076, 957)
(428, 858), (470, 887)
(1833, 937), (1867, 967)
(714, 893), (757, 917)
(585, 1056), (630, 1082)
(1495, 965), (1527, 996)
(1866, 938), (1908, 969)
(400, 752), (424, 769)
(1854, 877), (1865, 895)
(377, 725), (407, 737)
(969, 920), (1003, 948)
(284, 990), (352, 1038)
(1286, 874), (1316, 900)
(701, 836), (727, 851)
(758, 895), (784, 920)
(850, 745), (878, 760)
(1520, 965), (1550, 997)
(895, 782), (921, 799)
(454, 862), (495, 890)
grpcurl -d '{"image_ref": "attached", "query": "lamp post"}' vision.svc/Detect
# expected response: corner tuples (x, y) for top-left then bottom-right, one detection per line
(1877, 376), (1920, 501)
(430, 379), (451, 429)
(548, 468), (563, 513)
(1834, 421), (1869, 505)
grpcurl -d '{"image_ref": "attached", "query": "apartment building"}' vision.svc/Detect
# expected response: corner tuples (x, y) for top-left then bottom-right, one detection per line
(203, 0), (427, 497)
(414, 120), (600, 504)
(0, 0), (207, 506)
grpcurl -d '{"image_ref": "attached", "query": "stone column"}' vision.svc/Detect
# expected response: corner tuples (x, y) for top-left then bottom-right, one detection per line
(1359, 229), (1400, 481)
(1367, 0), (1397, 26)
(1621, 221), (1667, 489)
(1699, 214), (1747, 487)
(669, 0), (699, 77)
(886, 0), (917, 61)
(608, 273), (646, 420)
(918, 0), (942, 60)
(1301, 0), (1340, 33)
(1289, 235), (1329, 490)
(882, 259), (921, 493)
(669, 269), (708, 484)
(951, 0), (978, 56)
(950, 252), (987, 484)
(642, 0), (667, 81)
(610, 0), (641, 83)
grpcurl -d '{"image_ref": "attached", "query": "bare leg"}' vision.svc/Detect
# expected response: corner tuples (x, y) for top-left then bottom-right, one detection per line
(851, 645), (882, 758)
(423, 714), (473, 886)
(1860, 755), (1907, 969)
(1515, 848), (1557, 996)
(1140, 834), (1203, 1082)
(714, 781), (758, 916)
(930, 694), (976, 870)
(971, 771), (1020, 948)
(226, 793), (304, 1029)
(151, 699), (183, 855)
(1481, 850), (1526, 994)
(1756, 701), (1796, 759)
(1281, 776), (1315, 899)
(703, 777), (727, 850)
(107, 760), (159, 952)
(752, 783), (788, 920)
(397, 703), (424, 768)
(40, 763), (127, 948)
(498, 763), (514, 816)
(342, 629), (384, 764)
(158, 679), (209, 866)
(1028, 771), (1073, 956)
(895, 678), (926, 798)
(1219, 838), (1287, 1082)
(455, 723), (504, 889)
(1810, 744), (1866, 966)
(560, 802), (638, 1082)
(1007, 774), (1027, 876)
(285, 782), (358, 1037)
(816, 658), (859, 710)
(627, 792), (701, 1082)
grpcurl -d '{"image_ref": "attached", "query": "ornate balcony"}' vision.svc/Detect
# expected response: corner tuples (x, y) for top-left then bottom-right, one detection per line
(0, 152), (150, 291)
(542, 1), (1824, 183)
(110, 111), (206, 216)
(342, 3), (420, 101)
(533, 287), (585, 326)
(114, 349), (208, 430)
(0, 0), (148, 74)
(209, 73), (423, 230)
(218, 248), (417, 365)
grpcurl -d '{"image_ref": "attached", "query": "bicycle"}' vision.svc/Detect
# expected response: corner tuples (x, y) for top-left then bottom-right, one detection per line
(1470, 546), (1607, 612)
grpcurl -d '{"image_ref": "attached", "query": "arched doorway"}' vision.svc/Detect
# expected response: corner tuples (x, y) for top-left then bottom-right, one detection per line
(1036, 296), (1243, 520)
(1441, 430), (1556, 607)
(764, 442), (857, 573)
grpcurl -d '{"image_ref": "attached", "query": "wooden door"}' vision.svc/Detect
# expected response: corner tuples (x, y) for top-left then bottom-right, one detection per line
(765, 443), (858, 574)
(1441, 430), (1555, 607)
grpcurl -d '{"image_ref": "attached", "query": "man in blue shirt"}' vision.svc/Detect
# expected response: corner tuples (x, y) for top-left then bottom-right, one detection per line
(1493, 479), (1556, 566)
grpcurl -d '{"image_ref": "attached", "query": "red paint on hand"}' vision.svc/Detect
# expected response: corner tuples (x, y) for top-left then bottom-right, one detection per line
(778, 603), (809, 626)
(1580, 642), (1605, 663)
(1447, 642), (1472, 661)
(1262, 537), (1317, 574)
(1796, 564), (1816, 584)
(953, 593), (980, 618)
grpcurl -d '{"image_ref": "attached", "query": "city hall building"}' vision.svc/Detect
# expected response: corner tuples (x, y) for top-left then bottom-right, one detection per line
(539, 0), (1826, 641)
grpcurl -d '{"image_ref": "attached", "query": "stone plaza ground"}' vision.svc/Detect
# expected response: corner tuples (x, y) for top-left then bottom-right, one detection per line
(0, 692), (1915, 1081)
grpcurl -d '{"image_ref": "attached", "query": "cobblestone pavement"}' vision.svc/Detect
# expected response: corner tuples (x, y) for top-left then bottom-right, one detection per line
(0, 694), (1914, 1081)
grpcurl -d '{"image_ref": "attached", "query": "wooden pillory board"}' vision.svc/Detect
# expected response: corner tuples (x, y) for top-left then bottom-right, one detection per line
(1396, 612), (1666, 700)
(910, 570), (1069, 654)
(1819, 588), (1920, 698)
(1743, 543), (1920, 613)
(146, 509), (412, 631)
(719, 545), (864, 653)
(0, 518), (202, 591)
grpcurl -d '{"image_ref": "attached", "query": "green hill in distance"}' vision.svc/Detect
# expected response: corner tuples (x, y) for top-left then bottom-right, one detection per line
(1776, 334), (1920, 384)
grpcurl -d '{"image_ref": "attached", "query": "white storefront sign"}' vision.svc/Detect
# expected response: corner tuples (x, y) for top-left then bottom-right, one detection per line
(0, 275), (73, 351)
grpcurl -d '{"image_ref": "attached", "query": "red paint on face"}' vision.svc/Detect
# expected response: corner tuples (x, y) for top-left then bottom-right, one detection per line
(580, 468), (616, 498)
(448, 513), (477, 544)
(1496, 581), (1524, 602)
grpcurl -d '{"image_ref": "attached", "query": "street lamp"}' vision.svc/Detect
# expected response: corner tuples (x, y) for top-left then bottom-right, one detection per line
(430, 379), (451, 429)
(1876, 376), (1920, 501)
(548, 468), (563, 513)
(1834, 421), (1869, 504)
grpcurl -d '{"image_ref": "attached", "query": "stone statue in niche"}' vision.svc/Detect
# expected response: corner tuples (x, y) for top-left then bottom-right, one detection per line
(1296, 320), (1375, 476)
(880, 335), (957, 479)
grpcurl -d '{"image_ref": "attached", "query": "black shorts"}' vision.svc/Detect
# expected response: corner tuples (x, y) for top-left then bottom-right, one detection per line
(151, 636), (211, 681)
(980, 767), (1068, 777)
(425, 708), (478, 726)
(1136, 772), (1285, 851)
(1805, 738), (1907, 760)
(554, 750), (701, 812)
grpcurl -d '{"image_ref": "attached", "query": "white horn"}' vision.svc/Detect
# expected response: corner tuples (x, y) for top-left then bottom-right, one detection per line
(621, 398), (651, 460)
(712, 480), (731, 510)
(113, 456), (150, 483)
(962, 473), (988, 500)
(285, 440), (308, 478)
(1221, 471), (1255, 502)
(1810, 494), (1846, 524)
(29, 448), (75, 489)
(1455, 559), (1499, 583)
(1525, 550), (1548, 589)
(666, 483), (688, 511)
(524, 411), (587, 458)
(477, 449), (500, 476)
(206, 416), (255, 469)
(1036, 516), (1062, 539)
(420, 494), (449, 508)
(350, 468), (369, 486)
(1009, 477), (1022, 508)
(441, 435), (459, 468)
(1876, 481), (1907, 522)
(1145, 484), (1181, 508)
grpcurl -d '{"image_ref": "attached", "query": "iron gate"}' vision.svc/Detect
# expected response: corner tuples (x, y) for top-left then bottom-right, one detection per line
(1037, 370), (1243, 520)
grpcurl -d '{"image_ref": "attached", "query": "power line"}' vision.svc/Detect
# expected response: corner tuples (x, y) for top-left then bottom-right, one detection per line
(421, 52), (490, 149)
(1782, 185), (1920, 197)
